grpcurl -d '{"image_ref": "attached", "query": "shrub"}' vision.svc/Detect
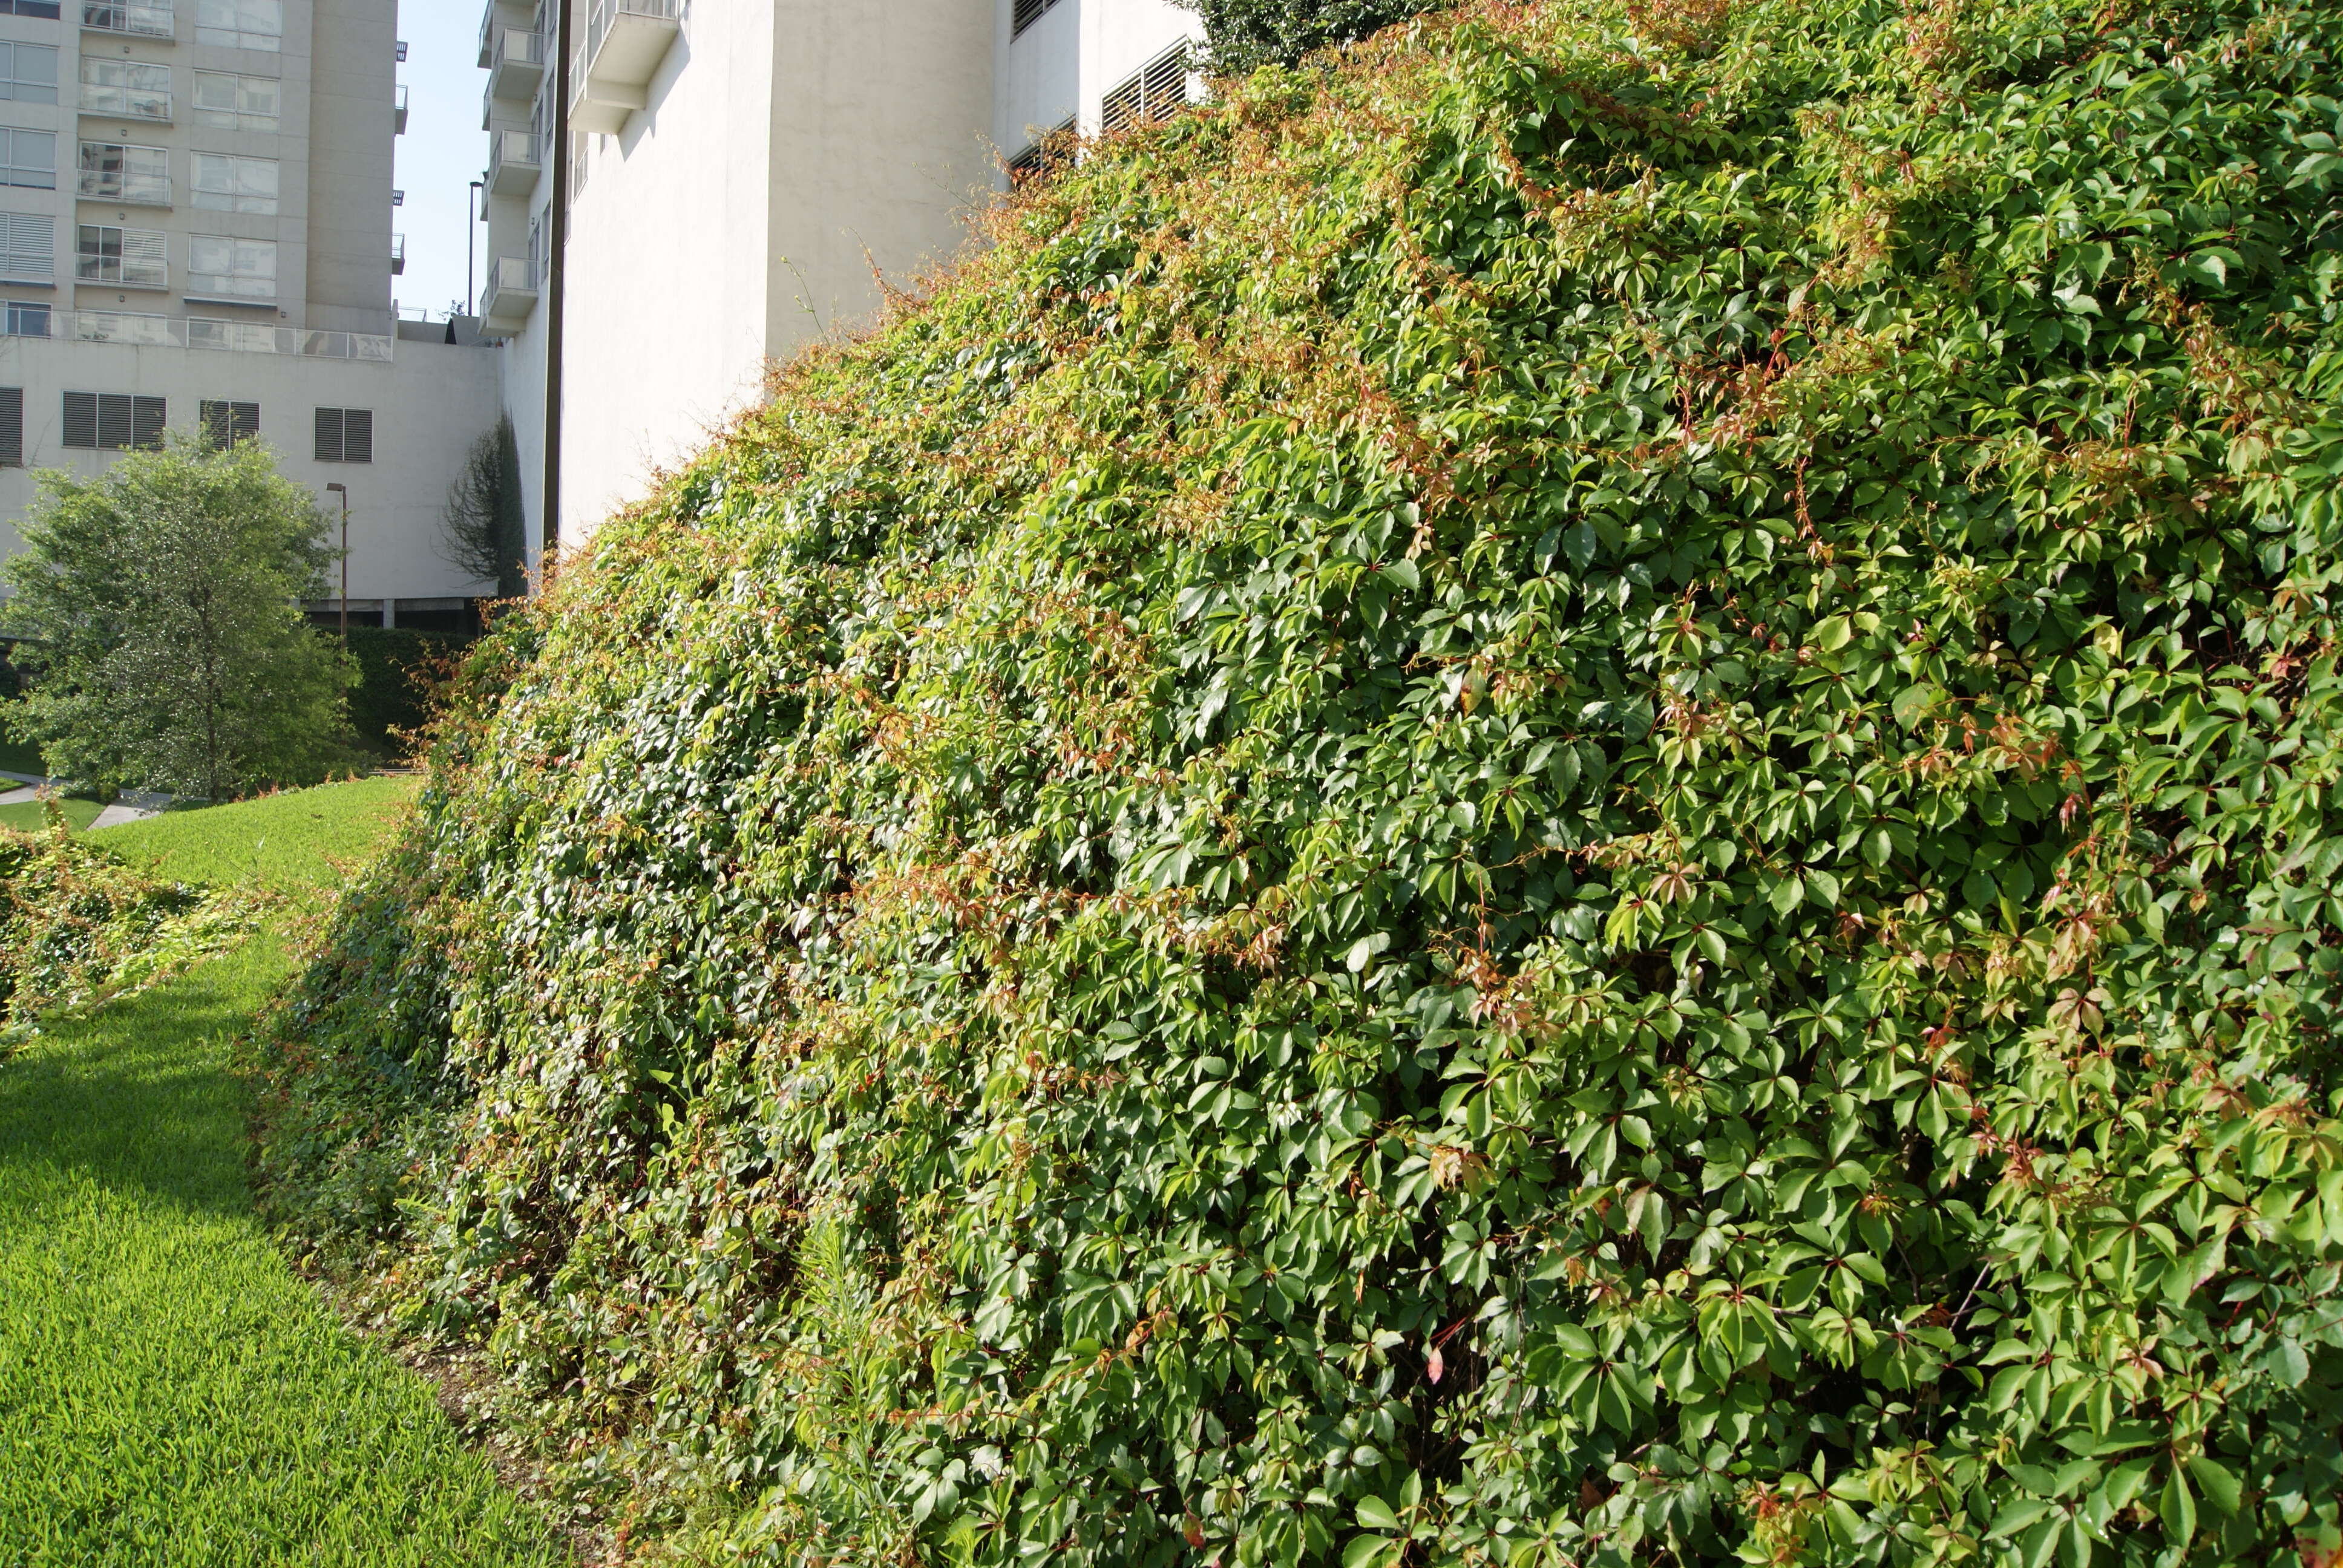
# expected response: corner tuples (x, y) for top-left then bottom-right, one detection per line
(252, 1), (2343, 1564)
(0, 808), (247, 1051)
(2, 436), (358, 800)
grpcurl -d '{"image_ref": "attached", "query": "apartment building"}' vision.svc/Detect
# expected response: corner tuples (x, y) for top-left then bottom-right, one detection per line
(0, 0), (504, 630)
(477, 0), (1203, 559)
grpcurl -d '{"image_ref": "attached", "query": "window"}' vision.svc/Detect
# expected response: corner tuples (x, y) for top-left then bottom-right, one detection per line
(62, 391), (165, 451)
(81, 58), (170, 120)
(0, 387), (19, 467)
(2, 300), (48, 336)
(1099, 44), (1190, 134)
(199, 398), (257, 446)
(313, 407), (371, 463)
(0, 42), (57, 103)
(0, 0), (62, 16)
(186, 234), (272, 299)
(191, 152), (275, 213)
(1011, 0), (1066, 38)
(76, 224), (166, 288)
(191, 70), (276, 131)
(0, 211), (50, 276)
(0, 128), (53, 189)
(194, 0), (280, 50)
(78, 141), (168, 203)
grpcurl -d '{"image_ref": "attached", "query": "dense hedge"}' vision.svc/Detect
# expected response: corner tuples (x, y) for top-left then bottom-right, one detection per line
(343, 627), (468, 759)
(252, 1), (2343, 1563)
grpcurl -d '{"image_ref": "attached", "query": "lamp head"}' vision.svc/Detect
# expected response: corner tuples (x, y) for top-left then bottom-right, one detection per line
(325, 483), (347, 496)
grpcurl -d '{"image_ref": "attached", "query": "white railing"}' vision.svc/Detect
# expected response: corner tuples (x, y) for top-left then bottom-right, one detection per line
(491, 128), (539, 169)
(79, 83), (172, 121)
(77, 167), (170, 204)
(577, 0), (677, 76)
(19, 308), (393, 360)
(82, 0), (173, 37)
(496, 27), (543, 67)
(488, 254), (537, 293)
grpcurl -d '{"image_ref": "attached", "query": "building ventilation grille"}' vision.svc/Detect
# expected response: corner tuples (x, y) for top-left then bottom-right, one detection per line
(200, 398), (258, 446)
(315, 405), (373, 464)
(63, 390), (163, 450)
(1100, 44), (1190, 136)
(0, 387), (21, 467)
(1008, 116), (1076, 186)
(1011, 0), (1062, 39)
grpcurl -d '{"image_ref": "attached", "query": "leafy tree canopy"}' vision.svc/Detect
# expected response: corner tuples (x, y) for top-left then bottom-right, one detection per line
(3, 436), (356, 800)
(1181, 0), (1441, 73)
(254, 2), (2343, 1565)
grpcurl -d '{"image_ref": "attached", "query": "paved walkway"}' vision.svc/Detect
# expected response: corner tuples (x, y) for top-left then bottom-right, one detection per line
(0, 770), (171, 826)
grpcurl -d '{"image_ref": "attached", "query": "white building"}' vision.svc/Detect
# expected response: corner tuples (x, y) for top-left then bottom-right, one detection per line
(0, 0), (505, 632)
(477, 0), (1204, 560)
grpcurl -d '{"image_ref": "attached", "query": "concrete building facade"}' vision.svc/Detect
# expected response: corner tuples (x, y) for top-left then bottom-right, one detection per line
(479, 0), (1204, 560)
(0, 0), (506, 630)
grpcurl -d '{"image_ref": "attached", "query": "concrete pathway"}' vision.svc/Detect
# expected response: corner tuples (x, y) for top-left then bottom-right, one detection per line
(0, 770), (171, 828)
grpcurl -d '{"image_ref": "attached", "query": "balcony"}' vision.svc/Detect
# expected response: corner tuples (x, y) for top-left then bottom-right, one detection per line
(479, 255), (538, 327)
(394, 83), (408, 134)
(487, 27), (543, 99)
(82, 0), (172, 38)
(487, 129), (539, 196)
(77, 167), (171, 206)
(79, 83), (172, 123)
(571, 0), (678, 134)
(65, 309), (393, 359)
(392, 234), (405, 275)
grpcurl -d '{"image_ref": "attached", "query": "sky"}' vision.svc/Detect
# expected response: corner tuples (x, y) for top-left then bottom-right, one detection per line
(392, 0), (490, 321)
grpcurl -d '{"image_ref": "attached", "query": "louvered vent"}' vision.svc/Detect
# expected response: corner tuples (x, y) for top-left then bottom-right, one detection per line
(1101, 44), (1189, 136)
(1011, 0), (1061, 38)
(315, 406), (373, 463)
(201, 399), (259, 446)
(0, 387), (22, 468)
(63, 390), (162, 450)
(62, 389), (94, 448)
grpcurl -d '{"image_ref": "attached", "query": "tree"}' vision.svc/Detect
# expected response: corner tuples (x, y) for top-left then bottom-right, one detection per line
(2, 434), (357, 801)
(438, 414), (528, 599)
(1178, 0), (1440, 73)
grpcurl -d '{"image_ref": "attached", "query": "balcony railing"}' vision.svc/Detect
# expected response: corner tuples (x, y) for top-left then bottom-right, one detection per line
(24, 308), (392, 359)
(391, 234), (405, 275)
(79, 83), (172, 121)
(572, 0), (678, 132)
(77, 166), (170, 205)
(487, 129), (539, 195)
(488, 27), (543, 99)
(394, 82), (408, 134)
(82, 0), (172, 38)
(479, 255), (539, 327)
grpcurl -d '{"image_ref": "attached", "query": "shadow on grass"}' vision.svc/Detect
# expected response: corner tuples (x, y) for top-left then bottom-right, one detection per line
(0, 951), (262, 1221)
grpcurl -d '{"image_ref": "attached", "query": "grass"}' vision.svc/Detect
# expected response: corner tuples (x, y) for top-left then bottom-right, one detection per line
(100, 775), (419, 900)
(0, 795), (105, 833)
(0, 777), (565, 1566)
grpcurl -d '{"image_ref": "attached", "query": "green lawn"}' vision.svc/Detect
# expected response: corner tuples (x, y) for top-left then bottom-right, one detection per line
(0, 778), (563, 1566)
(0, 795), (105, 834)
(99, 775), (419, 900)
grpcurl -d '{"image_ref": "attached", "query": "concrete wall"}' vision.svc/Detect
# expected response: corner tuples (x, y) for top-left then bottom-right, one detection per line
(555, 0), (776, 535)
(0, 331), (503, 608)
(997, 0), (1199, 154)
(304, 0), (399, 328)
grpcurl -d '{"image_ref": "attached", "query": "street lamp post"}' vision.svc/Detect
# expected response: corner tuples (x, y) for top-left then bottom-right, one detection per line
(326, 483), (349, 638)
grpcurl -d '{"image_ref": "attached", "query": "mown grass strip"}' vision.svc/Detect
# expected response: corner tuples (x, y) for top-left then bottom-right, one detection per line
(0, 780), (564, 1567)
